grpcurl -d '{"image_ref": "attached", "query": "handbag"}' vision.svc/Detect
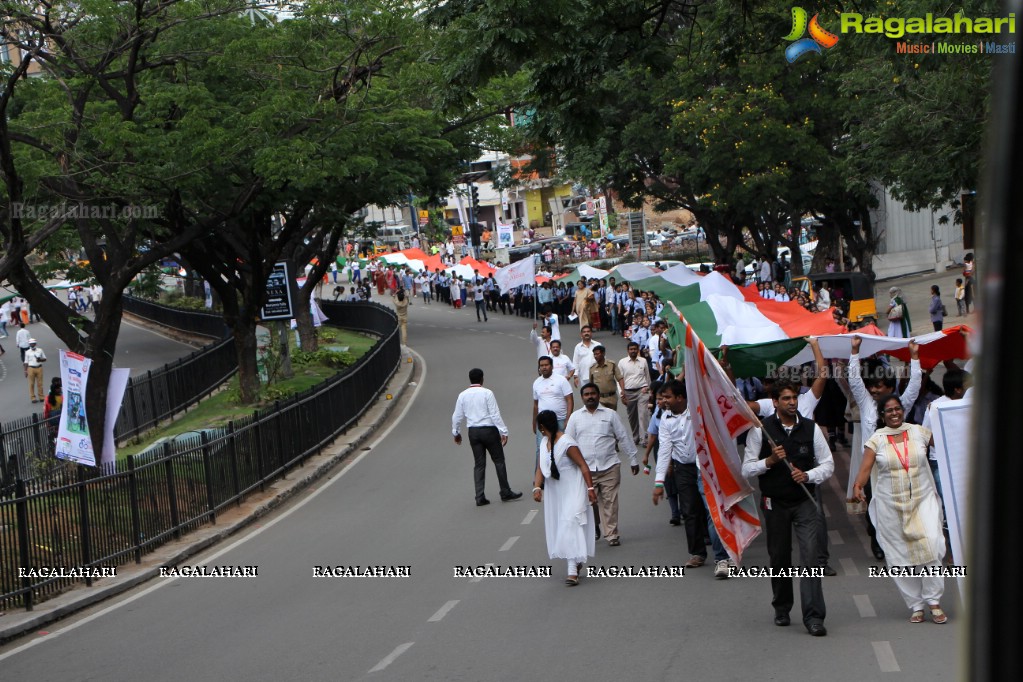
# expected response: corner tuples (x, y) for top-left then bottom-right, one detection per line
(887, 303), (903, 321)
(941, 304), (948, 317)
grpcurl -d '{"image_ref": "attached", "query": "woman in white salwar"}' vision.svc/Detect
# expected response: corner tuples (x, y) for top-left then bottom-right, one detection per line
(853, 395), (947, 624)
(532, 410), (597, 586)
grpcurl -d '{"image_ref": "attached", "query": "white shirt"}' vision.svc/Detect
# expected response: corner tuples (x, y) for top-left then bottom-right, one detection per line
(16, 328), (31, 349)
(532, 374), (573, 421)
(756, 393), (821, 421)
(655, 409), (695, 482)
(452, 385), (509, 437)
(544, 314), (561, 342)
(565, 405), (637, 471)
(648, 333), (662, 368)
(550, 352), (576, 380)
(741, 416), (834, 485)
(922, 395), (956, 461)
(849, 354), (922, 432)
(572, 341), (596, 382)
(530, 329), (552, 359)
(760, 260), (771, 282)
(24, 346), (46, 367)
(619, 355), (651, 390)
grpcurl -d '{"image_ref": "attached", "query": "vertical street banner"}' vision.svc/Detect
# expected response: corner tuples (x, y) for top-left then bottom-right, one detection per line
(260, 261), (295, 321)
(56, 350), (95, 466)
(679, 311), (762, 564)
(496, 221), (514, 249)
(455, 194), (469, 234)
(101, 368), (131, 468)
(204, 280), (213, 309)
(930, 398), (972, 599)
(597, 196), (609, 236)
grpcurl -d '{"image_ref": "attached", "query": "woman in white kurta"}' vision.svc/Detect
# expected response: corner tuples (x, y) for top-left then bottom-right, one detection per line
(532, 410), (597, 585)
(853, 395), (947, 624)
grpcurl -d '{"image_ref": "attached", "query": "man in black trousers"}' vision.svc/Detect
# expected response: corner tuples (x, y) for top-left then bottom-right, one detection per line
(742, 380), (835, 636)
(452, 368), (523, 506)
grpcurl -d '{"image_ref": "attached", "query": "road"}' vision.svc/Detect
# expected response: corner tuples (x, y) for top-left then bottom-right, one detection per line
(0, 314), (199, 424)
(0, 288), (960, 680)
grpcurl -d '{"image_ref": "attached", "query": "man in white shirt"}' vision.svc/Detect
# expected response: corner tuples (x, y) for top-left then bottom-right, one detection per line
(742, 379), (833, 636)
(452, 368), (521, 506)
(0, 300), (10, 337)
(549, 340), (576, 383)
(735, 255), (746, 283)
(571, 325), (597, 387)
(23, 338), (48, 403)
(540, 308), (561, 342)
(566, 383), (638, 546)
(529, 322), (553, 359)
(651, 381), (708, 571)
(759, 255), (772, 284)
(15, 323), (32, 362)
(532, 356), (574, 466)
(619, 341), (653, 445)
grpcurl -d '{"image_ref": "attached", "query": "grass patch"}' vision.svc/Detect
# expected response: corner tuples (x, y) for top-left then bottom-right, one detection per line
(118, 328), (375, 460)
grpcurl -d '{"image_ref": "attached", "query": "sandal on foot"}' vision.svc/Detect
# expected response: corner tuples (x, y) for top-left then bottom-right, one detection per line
(910, 610), (925, 623)
(565, 575), (579, 586)
(929, 606), (947, 624)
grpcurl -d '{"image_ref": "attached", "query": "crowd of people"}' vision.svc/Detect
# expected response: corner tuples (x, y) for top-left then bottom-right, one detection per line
(447, 263), (970, 636)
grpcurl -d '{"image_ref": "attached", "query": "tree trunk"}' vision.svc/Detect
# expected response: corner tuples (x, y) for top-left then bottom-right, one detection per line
(233, 318), (260, 404)
(278, 322), (294, 379)
(83, 294), (124, 463)
(294, 292), (318, 352)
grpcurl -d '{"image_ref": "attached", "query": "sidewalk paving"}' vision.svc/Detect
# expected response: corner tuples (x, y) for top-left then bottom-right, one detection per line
(0, 347), (419, 643)
(871, 266), (976, 338)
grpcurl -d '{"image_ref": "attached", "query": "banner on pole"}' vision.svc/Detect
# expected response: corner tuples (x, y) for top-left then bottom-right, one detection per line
(493, 256), (536, 293)
(56, 350), (96, 466)
(101, 368), (131, 468)
(496, 222), (514, 249)
(931, 398), (972, 600)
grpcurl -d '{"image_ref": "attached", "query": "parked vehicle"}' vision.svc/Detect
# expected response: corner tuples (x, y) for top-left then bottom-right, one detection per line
(793, 272), (877, 322)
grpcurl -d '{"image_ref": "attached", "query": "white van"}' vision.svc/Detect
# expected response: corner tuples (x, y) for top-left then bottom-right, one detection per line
(378, 225), (414, 246)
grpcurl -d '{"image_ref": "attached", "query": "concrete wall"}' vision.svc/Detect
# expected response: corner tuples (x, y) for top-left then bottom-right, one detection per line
(870, 184), (965, 279)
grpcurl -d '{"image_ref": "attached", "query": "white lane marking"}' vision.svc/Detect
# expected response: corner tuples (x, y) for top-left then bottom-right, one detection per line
(369, 642), (415, 673)
(0, 350), (429, 663)
(840, 557), (860, 576)
(469, 564), (494, 584)
(428, 600), (460, 622)
(872, 641), (901, 672)
(499, 536), (519, 552)
(521, 510), (538, 525)
(828, 530), (845, 546)
(854, 594), (877, 618)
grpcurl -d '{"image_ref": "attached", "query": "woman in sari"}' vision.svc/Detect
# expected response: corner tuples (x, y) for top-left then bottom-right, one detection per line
(853, 394), (947, 624)
(886, 286), (912, 338)
(533, 410), (597, 586)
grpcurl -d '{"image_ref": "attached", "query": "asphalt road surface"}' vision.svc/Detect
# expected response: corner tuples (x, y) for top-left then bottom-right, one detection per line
(0, 295), (961, 681)
(0, 315), (198, 424)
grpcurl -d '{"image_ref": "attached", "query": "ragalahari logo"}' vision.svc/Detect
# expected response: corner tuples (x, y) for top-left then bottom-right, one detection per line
(783, 7), (839, 62)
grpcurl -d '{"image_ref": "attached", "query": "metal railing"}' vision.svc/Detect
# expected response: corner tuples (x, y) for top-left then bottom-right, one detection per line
(0, 302), (399, 611)
(1, 298), (236, 488)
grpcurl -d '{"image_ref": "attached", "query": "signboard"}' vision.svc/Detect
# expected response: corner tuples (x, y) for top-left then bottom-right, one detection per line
(418, 210), (429, 222)
(56, 350), (95, 466)
(496, 222), (514, 249)
(261, 261), (295, 320)
(450, 224), (465, 245)
(597, 196), (609, 236)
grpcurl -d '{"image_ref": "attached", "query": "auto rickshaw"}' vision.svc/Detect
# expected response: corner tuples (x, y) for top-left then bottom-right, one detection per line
(792, 271), (877, 322)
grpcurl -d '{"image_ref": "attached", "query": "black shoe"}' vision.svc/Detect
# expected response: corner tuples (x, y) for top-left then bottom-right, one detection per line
(774, 613), (791, 627)
(871, 540), (885, 560)
(501, 491), (523, 501)
(808, 623), (828, 637)
(822, 565), (837, 576)
(476, 498), (491, 506)
(669, 517), (681, 526)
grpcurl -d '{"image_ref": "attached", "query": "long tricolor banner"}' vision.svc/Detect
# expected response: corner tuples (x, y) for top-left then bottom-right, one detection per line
(678, 304), (762, 564)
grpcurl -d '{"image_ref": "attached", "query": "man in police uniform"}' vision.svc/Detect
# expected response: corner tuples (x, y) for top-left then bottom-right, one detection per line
(588, 345), (624, 410)
(23, 338), (48, 404)
(742, 379), (834, 636)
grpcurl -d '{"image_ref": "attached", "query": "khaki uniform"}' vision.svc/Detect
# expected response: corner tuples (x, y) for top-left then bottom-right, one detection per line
(589, 360), (623, 409)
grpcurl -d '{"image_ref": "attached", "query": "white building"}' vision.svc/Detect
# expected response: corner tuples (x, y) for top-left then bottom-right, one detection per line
(869, 184), (967, 280)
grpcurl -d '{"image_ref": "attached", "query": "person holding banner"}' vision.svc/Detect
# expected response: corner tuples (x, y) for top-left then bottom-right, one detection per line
(742, 380), (834, 636)
(853, 395), (947, 624)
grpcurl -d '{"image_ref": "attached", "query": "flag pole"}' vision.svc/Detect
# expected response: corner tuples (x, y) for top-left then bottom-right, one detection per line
(668, 301), (819, 510)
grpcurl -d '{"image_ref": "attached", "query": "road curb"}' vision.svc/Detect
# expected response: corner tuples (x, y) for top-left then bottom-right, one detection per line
(0, 348), (418, 644)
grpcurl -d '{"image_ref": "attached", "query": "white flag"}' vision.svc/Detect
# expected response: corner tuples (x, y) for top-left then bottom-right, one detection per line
(493, 257), (536, 292)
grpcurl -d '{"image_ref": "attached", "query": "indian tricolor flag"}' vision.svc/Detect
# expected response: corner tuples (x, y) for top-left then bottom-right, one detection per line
(678, 304), (762, 565)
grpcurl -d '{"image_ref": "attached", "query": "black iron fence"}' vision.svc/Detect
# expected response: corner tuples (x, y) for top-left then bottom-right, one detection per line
(0, 302), (399, 611)
(1, 298), (237, 488)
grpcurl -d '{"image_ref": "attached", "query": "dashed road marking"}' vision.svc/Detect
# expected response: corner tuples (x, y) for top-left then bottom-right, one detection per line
(521, 510), (538, 525)
(499, 536), (519, 552)
(828, 530), (844, 546)
(853, 594), (877, 618)
(369, 642), (414, 673)
(840, 557), (859, 576)
(872, 641), (901, 672)
(428, 600), (460, 622)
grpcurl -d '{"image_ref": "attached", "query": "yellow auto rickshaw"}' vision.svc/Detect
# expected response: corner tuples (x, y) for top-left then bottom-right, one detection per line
(792, 272), (877, 322)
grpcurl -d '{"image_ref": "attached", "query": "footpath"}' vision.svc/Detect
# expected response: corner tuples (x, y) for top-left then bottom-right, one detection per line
(0, 346), (419, 643)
